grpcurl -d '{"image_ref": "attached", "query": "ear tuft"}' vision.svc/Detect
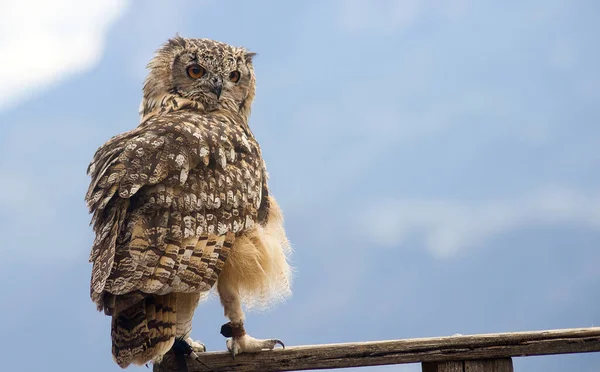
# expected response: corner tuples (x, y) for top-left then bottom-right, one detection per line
(167, 33), (187, 48)
(245, 51), (257, 63)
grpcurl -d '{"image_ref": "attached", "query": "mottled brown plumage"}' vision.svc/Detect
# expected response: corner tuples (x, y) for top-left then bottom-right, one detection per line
(86, 36), (291, 368)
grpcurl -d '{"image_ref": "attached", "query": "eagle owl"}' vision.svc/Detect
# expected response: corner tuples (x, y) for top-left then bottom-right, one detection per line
(86, 36), (292, 368)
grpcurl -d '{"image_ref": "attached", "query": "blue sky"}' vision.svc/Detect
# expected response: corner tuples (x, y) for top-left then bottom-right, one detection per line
(1, 1), (599, 371)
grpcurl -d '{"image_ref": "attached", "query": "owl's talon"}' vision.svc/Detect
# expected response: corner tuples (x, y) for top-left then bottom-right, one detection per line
(185, 337), (206, 353)
(173, 337), (214, 371)
(226, 334), (285, 357)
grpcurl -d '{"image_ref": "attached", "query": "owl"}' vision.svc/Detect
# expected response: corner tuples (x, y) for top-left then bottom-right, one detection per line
(86, 36), (292, 368)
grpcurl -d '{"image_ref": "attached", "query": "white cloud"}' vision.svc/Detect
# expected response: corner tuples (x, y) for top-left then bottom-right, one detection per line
(362, 187), (600, 258)
(0, 0), (129, 112)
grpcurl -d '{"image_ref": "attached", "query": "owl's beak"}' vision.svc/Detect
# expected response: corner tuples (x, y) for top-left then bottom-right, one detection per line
(209, 75), (223, 100)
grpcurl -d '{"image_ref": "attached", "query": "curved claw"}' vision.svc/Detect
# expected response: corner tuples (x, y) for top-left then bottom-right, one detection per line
(226, 338), (237, 360)
(190, 351), (216, 372)
(273, 339), (285, 349)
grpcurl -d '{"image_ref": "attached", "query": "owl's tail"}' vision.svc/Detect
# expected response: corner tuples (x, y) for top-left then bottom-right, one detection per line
(111, 294), (177, 368)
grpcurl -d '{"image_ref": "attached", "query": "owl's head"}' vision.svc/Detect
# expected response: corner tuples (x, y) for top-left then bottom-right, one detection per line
(140, 36), (256, 121)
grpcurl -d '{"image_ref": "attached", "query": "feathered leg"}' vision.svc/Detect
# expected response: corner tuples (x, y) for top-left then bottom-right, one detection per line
(217, 280), (284, 358)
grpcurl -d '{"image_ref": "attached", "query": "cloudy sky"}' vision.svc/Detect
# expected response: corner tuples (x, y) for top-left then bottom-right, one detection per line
(1, 1), (599, 371)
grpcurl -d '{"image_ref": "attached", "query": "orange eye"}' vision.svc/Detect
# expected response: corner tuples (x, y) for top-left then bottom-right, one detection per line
(186, 64), (206, 79)
(229, 70), (241, 83)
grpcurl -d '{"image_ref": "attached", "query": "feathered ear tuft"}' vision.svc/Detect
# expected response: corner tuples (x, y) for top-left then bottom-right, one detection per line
(245, 51), (257, 63)
(167, 33), (187, 48)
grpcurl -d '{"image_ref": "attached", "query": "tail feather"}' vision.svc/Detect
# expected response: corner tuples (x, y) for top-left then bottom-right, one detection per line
(111, 294), (177, 368)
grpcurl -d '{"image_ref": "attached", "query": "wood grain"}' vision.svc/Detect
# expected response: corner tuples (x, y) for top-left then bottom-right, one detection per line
(422, 361), (464, 372)
(464, 359), (513, 372)
(423, 358), (514, 372)
(154, 327), (600, 372)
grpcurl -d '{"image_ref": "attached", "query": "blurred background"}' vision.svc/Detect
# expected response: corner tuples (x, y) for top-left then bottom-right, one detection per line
(1, 1), (599, 371)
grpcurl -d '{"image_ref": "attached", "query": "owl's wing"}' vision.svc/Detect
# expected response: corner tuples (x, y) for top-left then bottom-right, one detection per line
(86, 111), (264, 308)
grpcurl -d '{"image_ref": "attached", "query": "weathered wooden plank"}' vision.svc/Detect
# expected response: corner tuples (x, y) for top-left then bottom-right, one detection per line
(422, 361), (464, 372)
(154, 327), (600, 372)
(463, 359), (513, 372)
(423, 358), (513, 372)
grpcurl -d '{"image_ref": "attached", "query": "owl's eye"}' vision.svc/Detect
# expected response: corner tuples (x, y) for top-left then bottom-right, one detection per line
(229, 70), (241, 83)
(186, 64), (206, 79)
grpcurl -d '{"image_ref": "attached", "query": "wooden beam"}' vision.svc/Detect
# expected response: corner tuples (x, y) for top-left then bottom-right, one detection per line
(422, 361), (464, 372)
(423, 358), (513, 372)
(154, 327), (600, 372)
(464, 359), (514, 372)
